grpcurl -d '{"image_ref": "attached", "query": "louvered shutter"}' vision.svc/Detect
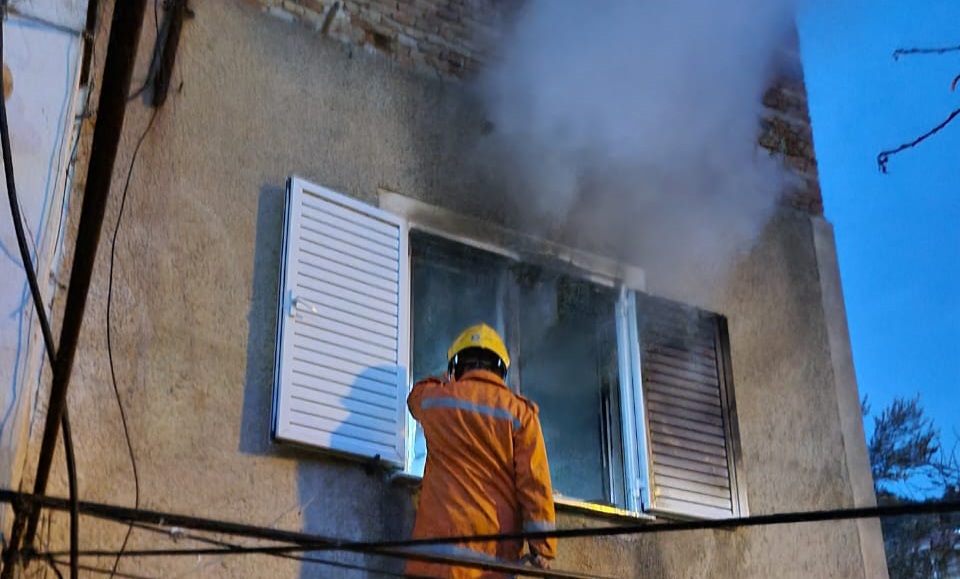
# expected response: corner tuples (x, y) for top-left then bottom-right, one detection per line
(272, 177), (410, 466)
(636, 294), (746, 519)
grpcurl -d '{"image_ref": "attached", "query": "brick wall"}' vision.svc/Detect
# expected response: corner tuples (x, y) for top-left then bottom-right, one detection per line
(260, 0), (823, 215)
(260, 0), (500, 78)
(760, 49), (823, 215)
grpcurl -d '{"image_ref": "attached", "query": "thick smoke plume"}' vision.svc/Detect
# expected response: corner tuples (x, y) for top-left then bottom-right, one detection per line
(477, 0), (800, 303)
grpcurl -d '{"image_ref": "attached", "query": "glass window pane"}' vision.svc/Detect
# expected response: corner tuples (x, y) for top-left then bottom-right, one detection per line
(408, 232), (512, 476)
(407, 232), (625, 508)
(516, 269), (625, 507)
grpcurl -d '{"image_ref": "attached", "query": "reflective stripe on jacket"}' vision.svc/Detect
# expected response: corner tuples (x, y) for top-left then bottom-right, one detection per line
(406, 369), (557, 579)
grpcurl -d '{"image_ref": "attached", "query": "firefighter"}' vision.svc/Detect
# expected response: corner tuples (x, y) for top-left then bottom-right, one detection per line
(406, 324), (557, 578)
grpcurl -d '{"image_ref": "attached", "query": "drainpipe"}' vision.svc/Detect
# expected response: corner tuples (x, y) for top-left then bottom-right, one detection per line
(0, 0), (148, 573)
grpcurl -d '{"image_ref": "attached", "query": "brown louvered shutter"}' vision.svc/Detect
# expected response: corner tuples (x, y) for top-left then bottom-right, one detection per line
(636, 294), (747, 519)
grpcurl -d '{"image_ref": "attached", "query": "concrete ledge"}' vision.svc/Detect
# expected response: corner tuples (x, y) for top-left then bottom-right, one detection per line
(811, 215), (889, 579)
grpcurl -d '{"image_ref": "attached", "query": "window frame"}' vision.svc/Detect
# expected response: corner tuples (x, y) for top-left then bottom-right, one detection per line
(380, 190), (655, 516)
(381, 189), (747, 520)
(270, 178), (746, 521)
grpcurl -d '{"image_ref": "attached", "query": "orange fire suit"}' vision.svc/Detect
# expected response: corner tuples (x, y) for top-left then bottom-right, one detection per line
(405, 369), (557, 579)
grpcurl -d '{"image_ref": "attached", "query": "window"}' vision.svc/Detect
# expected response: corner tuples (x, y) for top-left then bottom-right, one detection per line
(408, 233), (626, 508)
(273, 177), (747, 519)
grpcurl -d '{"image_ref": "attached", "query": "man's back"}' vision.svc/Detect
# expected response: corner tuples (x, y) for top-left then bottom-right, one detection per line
(406, 369), (556, 578)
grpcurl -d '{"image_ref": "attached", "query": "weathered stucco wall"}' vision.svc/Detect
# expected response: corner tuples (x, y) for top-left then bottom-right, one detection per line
(13, 1), (884, 577)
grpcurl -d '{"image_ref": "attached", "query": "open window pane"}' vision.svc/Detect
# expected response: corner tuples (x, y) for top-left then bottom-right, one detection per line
(517, 269), (625, 508)
(408, 231), (512, 475)
(407, 231), (628, 508)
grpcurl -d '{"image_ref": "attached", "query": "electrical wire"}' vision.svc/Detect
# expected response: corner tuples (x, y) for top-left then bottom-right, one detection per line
(121, 521), (436, 579)
(0, 13), (81, 579)
(105, 106), (159, 578)
(127, 0), (161, 102)
(9, 489), (960, 553)
(1, 11), (57, 366)
(37, 545), (594, 579)
(61, 407), (79, 579)
(43, 557), (158, 579)
(10, 489), (960, 579)
(6, 490), (603, 579)
(41, 554), (66, 579)
(44, 518), (509, 579)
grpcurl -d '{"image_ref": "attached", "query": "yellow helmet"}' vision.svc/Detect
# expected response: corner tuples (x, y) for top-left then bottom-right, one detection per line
(447, 323), (511, 369)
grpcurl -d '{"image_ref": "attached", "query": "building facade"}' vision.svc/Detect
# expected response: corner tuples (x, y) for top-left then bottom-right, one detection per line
(1, 0), (888, 577)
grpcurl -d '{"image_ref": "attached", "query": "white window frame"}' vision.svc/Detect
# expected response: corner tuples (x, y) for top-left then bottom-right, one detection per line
(379, 190), (654, 516)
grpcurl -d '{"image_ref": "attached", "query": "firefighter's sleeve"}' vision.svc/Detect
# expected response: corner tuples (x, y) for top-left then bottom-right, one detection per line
(407, 377), (442, 420)
(513, 403), (557, 559)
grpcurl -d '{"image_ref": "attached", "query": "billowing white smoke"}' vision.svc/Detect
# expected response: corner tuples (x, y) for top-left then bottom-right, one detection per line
(478, 0), (799, 303)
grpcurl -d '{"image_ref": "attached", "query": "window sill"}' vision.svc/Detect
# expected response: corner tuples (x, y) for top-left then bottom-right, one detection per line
(390, 475), (655, 522)
(555, 497), (657, 523)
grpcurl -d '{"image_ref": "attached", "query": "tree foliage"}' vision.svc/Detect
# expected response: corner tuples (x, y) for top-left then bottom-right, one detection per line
(869, 395), (940, 490)
(865, 395), (960, 578)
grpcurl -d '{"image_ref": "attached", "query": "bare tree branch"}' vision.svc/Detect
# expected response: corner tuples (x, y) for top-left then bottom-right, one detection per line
(877, 107), (960, 173)
(893, 44), (960, 60)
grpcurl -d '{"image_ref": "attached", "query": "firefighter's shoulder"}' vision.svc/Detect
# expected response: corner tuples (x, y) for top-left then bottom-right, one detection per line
(415, 376), (445, 386)
(513, 393), (540, 415)
(412, 376), (446, 391)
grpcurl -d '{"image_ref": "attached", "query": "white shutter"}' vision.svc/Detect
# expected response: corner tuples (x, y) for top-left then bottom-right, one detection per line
(636, 294), (746, 519)
(273, 177), (410, 466)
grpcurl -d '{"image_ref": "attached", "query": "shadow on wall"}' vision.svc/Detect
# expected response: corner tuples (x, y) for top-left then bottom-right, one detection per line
(239, 184), (284, 456)
(238, 185), (414, 577)
(297, 365), (414, 578)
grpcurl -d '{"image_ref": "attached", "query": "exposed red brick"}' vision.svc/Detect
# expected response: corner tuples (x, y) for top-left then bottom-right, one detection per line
(763, 84), (808, 119)
(261, 0), (824, 215)
(760, 116), (814, 160)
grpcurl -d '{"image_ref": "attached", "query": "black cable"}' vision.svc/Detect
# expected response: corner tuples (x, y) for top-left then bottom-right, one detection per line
(42, 557), (157, 579)
(127, 0), (161, 101)
(105, 107), (159, 579)
(9, 489), (960, 579)
(16, 493), (960, 579)
(0, 9), (57, 366)
(122, 521), (433, 579)
(41, 554), (66, 579)
(38, 545), (590, 579)
(7, 492), (601, 579)
(0, 14), (81, 579)
(8, 488), (960, 548)
(85, 522), (561, 579)
(61, 408), (79, 579)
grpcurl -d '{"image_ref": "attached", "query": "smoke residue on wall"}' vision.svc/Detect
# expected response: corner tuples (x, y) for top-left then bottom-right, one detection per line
(476, 0), (800, 303)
